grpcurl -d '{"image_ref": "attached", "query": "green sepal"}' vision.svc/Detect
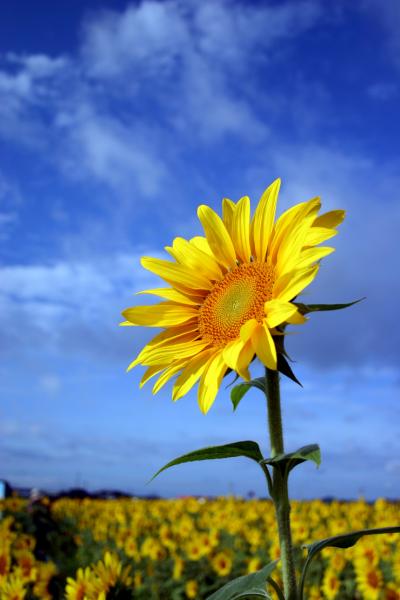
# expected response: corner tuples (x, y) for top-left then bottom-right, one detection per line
(206, 561), (278, 600)
(277, 354), (302, 386)
(274, 330), (302, 386)
(230, 378), (265, 411)
(299, 526), (400, 600)
(260, 444), (321, 476)
(294, 298), (364, 315)
(225, 372), (240, 389)
(150, 441), (264, 482)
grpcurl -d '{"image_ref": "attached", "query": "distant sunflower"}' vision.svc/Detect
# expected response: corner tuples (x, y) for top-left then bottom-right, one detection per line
(355, 564), (383, 600)
(122, 179), (344, 413)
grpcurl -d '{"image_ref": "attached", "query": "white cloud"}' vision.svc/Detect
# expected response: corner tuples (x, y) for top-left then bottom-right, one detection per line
(55, 105), (167, 197)
(80, 0), (322, 142)
(0, 252), (158, 363)
(6, 53), (68, 78)
(0, 253), (151, 312)
(0, 171), (20, 241)
(0, 0), (325, 193)
(81, 0), (189, 79)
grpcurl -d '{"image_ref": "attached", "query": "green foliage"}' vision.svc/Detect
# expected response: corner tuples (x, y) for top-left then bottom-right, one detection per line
(299, 526), (400, 599)
(230, 378), (265, 411)
(150, 441), (265, 481)
(206, 562), (277, 600)
(106, 585), (135, 599)
(261, 444), (321, 477)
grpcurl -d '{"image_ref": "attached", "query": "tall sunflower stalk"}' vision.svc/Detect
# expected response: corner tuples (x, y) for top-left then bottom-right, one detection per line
(264, 367), (297, 599)
(122, 179), (398, 599)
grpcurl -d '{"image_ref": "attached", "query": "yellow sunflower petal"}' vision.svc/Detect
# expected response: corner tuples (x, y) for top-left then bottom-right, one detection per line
(140, 365), (164, 388)
(251, 323), (277, 370)
(152, 361), (186, 394)
(190, 236), (213, 256)
(264, 299), (298, 328)
(141, 257), (213, 291)
(274, 202), (321, 276)
(240, 318), (259, 343)
(166, 237), (223, 280)
(295, 246), (335, 270)
(222, 198), (236, 237)
(122, 302), (198, 327)
(136, 332), (202, 365)
(236, 340), (254, 381)
(140, 339), (210, 367)
(197, 205), (237, 270)
(231, 196), (251, 263)
(139, 322), (199, 353)
(137, 288), (201, 306)
(128, 325), (200, 370)
(222, 338), (245, 371)
(251, 178), (280, 262)
(269, 197), (321, 266)
(313, 210), (345, 228)
(286, 311), (307, 325)
(304, 227), (338, 247)
(198, 351), (228, 414)
(172, 349), (215, 401)
(273, 265), (319, 302)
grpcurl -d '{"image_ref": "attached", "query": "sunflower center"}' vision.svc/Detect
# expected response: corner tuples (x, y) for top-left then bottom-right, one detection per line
(199, 262), (274, 346)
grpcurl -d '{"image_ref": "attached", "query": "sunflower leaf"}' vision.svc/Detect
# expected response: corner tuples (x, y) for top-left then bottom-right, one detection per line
(260, 444), (321, 476)
(277, 354), (302, 386)
(231, 384), (251, 411)
(206, 561), (277, 600)
(299, 526), (400, 600)
(150, 441), (264, 482)
(294, 298), (365, 315)
(230, 378), (265, 411)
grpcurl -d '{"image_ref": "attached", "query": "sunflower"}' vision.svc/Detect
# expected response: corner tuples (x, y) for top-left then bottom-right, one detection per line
(122, 178), (344, 413)
(355, 564), (383, 600)
(65, 567), (93, 600)
(185, 579), (198, 599)
(0, 572), (27, 600)
(321, 568), (341, 599)
(211, 550), (233, 577)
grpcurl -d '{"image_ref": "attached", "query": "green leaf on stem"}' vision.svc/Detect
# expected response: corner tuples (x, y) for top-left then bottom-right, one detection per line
(231, 384), (251, 410)
(299, 526), (400, 600)
(260, 444), (321, 476)
(230, 378), (265, 411)
(294, 298), (364, 315)
(206, 561), (278, 600)
(150, 441), (264, 482)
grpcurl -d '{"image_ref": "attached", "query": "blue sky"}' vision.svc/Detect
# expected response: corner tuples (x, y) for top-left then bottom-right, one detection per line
(1, 0), (399, 499)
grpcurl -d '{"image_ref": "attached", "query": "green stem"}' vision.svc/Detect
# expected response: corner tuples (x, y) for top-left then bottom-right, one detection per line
(265, 368), (298, 600)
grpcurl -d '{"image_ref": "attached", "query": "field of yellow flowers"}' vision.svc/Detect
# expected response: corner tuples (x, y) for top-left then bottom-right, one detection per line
(0, 495), (399, 599)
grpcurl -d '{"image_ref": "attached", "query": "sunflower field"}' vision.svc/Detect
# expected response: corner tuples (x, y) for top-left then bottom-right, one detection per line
(0, 495), (399, 600)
